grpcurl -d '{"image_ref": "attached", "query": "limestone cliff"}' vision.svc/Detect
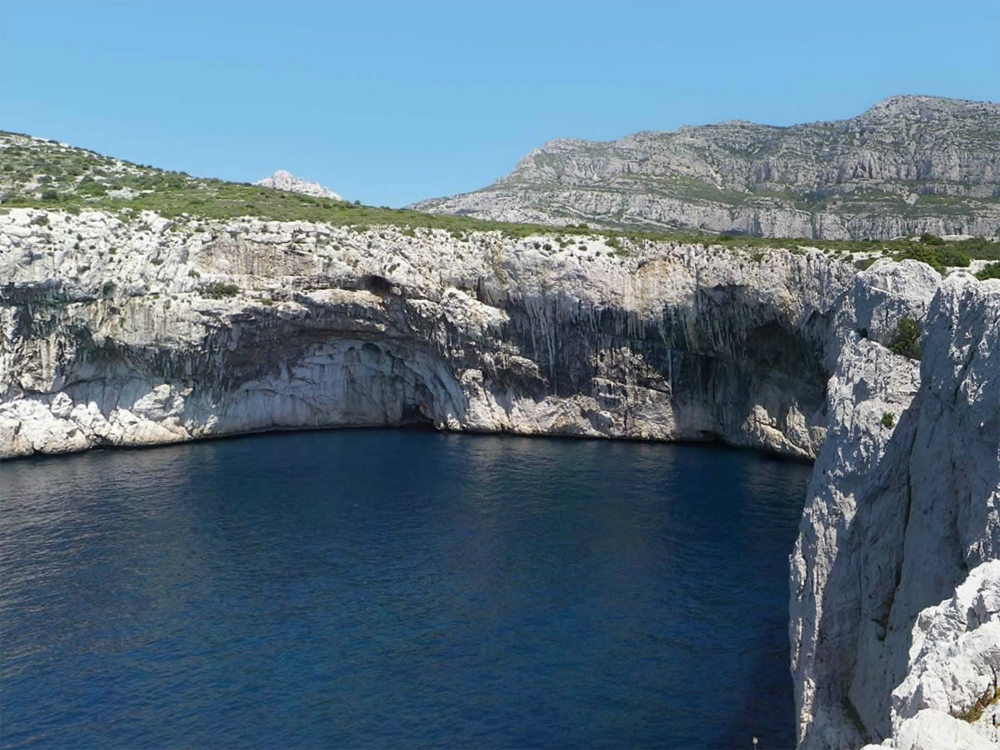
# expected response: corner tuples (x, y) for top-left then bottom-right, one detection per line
(253, 170), (341, 201)
(0, 208), (853, 459)
(413, 96), (1000, 240)
(791, 270), (1000, 749)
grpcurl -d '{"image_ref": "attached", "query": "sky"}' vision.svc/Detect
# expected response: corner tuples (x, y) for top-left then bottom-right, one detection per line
(1, 1), (998, 207)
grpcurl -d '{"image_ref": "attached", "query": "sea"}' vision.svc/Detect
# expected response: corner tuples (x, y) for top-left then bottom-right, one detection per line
(1, 430), (813, 749)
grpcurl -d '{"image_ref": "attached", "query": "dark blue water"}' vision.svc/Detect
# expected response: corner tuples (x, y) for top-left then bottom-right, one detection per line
(1, 431), (811, 749)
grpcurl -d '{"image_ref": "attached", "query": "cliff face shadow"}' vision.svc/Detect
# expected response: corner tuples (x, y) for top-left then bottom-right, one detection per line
(803, 398), (919, 746)
(804, 385), (987, 743)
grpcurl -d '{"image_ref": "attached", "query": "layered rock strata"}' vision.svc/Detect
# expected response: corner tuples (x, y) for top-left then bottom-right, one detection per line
(413, 96), (1000, 240)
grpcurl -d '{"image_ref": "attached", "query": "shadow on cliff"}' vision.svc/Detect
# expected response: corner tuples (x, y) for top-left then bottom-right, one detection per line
(801, 384), (920, 746)
(802, 367), (983, 745)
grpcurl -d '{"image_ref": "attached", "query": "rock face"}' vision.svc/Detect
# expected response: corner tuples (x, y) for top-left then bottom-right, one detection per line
(254, 169), (341, 200)
(0, 208), (855, 459)
(887, 560), (1000, 747)
(791, 270), (1000, 748)
(413, 96), (1000, 240)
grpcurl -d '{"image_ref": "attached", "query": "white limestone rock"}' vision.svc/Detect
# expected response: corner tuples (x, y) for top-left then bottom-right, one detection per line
(0, 208), (860, 460)
(254, 169), (341, 201)
(860, 708), (998, 750)
(890, 560), (1000, 745)
(412, 96), (1000, 240)
(843, 260), (940, 351)
(791, 273), (1000, 748)
(4, 205), (999, 750)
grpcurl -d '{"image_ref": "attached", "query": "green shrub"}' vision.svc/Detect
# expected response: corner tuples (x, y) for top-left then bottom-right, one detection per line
(76, 180), (108, 197)
(881, 412), (895, 428)
(101, 281), (115, 297)
(893, 244), (944, 273)
(934, 245), (971, 268)
(199, 282), (240, 299)
(890, 317), (922, 360)
(40, 189), (59, 201)
(920, 232), (944, 245)
(976, 262), (1000, 281)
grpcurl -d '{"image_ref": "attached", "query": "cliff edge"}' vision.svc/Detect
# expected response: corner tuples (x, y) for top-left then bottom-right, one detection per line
(792, 272), (1000, 748)
(0, 208), (854, 459)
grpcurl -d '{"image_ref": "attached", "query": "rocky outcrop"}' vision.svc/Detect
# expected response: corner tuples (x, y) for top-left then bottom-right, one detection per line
(253, 169), (341, 200)
(791, 271), (1000, 748)
(0, 208), (854, 459)
(413, 96), (1000, 240)
(885, 560), (1000, 748)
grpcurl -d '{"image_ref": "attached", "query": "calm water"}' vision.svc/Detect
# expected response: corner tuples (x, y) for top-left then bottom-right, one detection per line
(1, 431), (812, 749)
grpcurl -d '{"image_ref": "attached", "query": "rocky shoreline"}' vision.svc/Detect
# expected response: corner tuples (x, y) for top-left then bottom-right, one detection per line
(2, 207), (997, 748)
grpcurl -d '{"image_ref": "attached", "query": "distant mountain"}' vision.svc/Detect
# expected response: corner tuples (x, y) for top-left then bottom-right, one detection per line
(412, 95), (1000, 240)
(254, 170), (341, 201)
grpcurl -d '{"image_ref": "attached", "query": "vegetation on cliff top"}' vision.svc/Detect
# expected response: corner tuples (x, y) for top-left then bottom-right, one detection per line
(2, 131), (998, 269)
(976, 261), (1000, 280)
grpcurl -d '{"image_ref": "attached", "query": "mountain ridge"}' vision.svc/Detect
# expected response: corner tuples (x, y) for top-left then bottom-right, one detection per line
(412, 95), (1000, 240)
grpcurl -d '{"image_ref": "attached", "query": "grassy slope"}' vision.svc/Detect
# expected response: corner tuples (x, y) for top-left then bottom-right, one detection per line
(2, 131), (998, 272)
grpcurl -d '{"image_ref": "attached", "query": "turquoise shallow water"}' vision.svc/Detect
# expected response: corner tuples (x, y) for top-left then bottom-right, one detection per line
(1, 430), (811, 749)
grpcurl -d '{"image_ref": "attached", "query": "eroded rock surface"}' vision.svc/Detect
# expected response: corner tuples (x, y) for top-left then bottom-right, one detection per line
(253, 169), (341, 200)
(0, 208), (853, 459)
(791, 272), (1000, 748)
(3, 205), (998, 750)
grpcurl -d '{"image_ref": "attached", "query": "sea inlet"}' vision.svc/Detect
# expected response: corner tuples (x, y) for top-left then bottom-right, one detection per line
(1, 430), (812, 748)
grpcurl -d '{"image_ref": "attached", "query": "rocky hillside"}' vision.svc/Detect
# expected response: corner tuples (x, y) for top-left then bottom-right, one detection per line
(413, 96), (1000, 240)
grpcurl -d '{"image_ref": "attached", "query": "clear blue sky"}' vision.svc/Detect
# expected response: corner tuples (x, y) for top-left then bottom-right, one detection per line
(2, 1), (998, 207)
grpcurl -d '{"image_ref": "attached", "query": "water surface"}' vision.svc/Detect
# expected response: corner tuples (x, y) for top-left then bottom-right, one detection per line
(1, 431), (811, 749)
